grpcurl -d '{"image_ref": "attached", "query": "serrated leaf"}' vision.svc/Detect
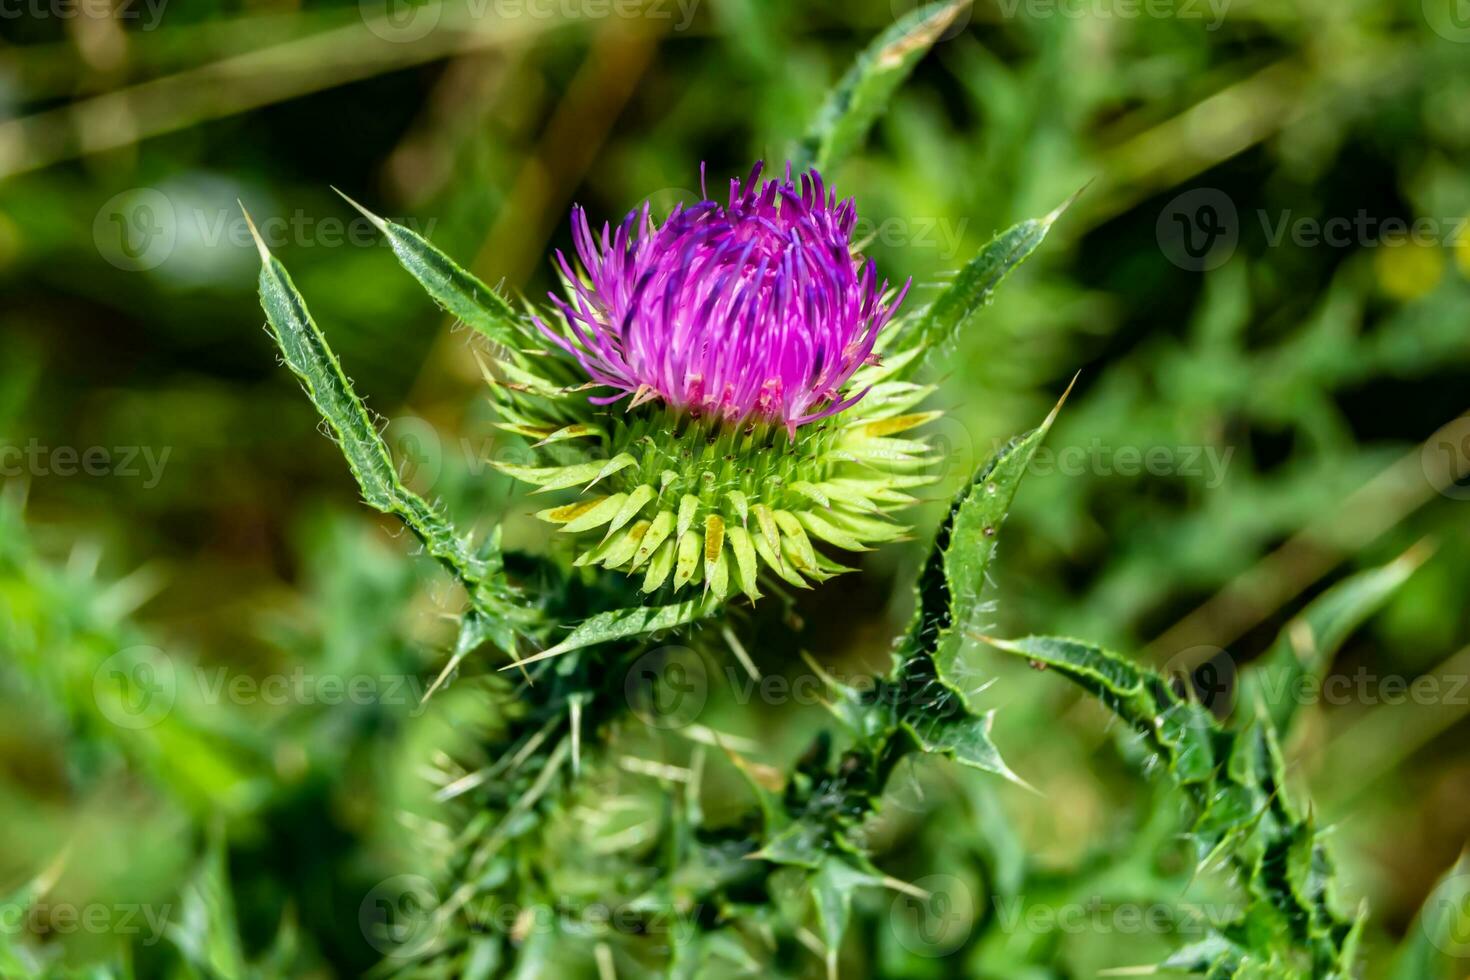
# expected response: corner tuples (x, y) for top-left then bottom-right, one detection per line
(902, 709), (1027, 786)
(985, 635), (1217, 787)
(336, 192), (536, 357)
(899, 203), (1070, 379)
(897, 385), (1068, 688)
(507, 599), (710, 668)
(249, 212), (488, 590)
(984, 634), (1359, 973)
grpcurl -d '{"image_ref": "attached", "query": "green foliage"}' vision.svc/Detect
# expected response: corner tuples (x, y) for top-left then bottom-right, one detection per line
(3, 2), (1465, 978)
(1236, 545), (1431, 734)
(987, 634), (1364, 976)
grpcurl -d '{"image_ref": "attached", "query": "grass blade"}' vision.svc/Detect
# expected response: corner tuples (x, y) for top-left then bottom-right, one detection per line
(1237, 542), (1431, 733)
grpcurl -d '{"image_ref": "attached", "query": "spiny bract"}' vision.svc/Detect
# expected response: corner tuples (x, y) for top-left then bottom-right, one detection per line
(490, 163), (943, 601)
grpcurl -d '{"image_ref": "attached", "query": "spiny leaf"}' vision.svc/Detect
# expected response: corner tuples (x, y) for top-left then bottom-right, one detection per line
(901, 708), (1029, 786)
(335, 190), (535, 357)
(984, 634), (1217, 787)
(502, 599), (711, 669)
(983, 633), (1360, 975)
(898, 196), (1076, 380)
(792, 1), (974, 173)
(897, 379), (1072, 690)
(246, 208), (488, 589)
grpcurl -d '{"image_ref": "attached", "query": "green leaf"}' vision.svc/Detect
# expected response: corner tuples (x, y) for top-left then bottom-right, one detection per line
(810, 859), (882, 979)
(503, 599), (712, 669)
(984, 634), (1361, 975)
(792, 1), (974, 173)
(984, 635), (1218, 787)
(902, 709), (1028, 786)
(247, 209), (488, 590)
(897, 381), (1071, 690)
(336, 191), (533, 355)
(898, 200), (1072, 380)
(1237, 543), (1430, 733)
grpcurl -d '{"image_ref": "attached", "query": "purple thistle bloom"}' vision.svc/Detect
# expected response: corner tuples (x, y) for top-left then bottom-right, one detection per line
(538, 163), (911, 434)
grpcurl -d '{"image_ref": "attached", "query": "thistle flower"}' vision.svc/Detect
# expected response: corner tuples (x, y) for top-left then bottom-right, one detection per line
(493, 164), (942, 601)
(537, 163), (908, 434)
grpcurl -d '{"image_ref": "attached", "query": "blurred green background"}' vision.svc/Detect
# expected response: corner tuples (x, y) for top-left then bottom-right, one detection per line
(2, 0), (1470, 976)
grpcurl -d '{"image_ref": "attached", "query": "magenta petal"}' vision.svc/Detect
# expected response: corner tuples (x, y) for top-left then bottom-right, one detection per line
(542, 163), (907, 430)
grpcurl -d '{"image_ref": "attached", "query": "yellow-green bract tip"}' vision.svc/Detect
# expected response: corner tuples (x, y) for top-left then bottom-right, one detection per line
(238, 201), (271, 264)
(1044, 178), (1094, 227)
(331, 186), (389, 233)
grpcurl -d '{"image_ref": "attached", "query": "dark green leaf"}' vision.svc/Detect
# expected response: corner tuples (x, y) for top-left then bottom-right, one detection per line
(247, 209), (489, 591)
(897, 382), (1071, 690)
